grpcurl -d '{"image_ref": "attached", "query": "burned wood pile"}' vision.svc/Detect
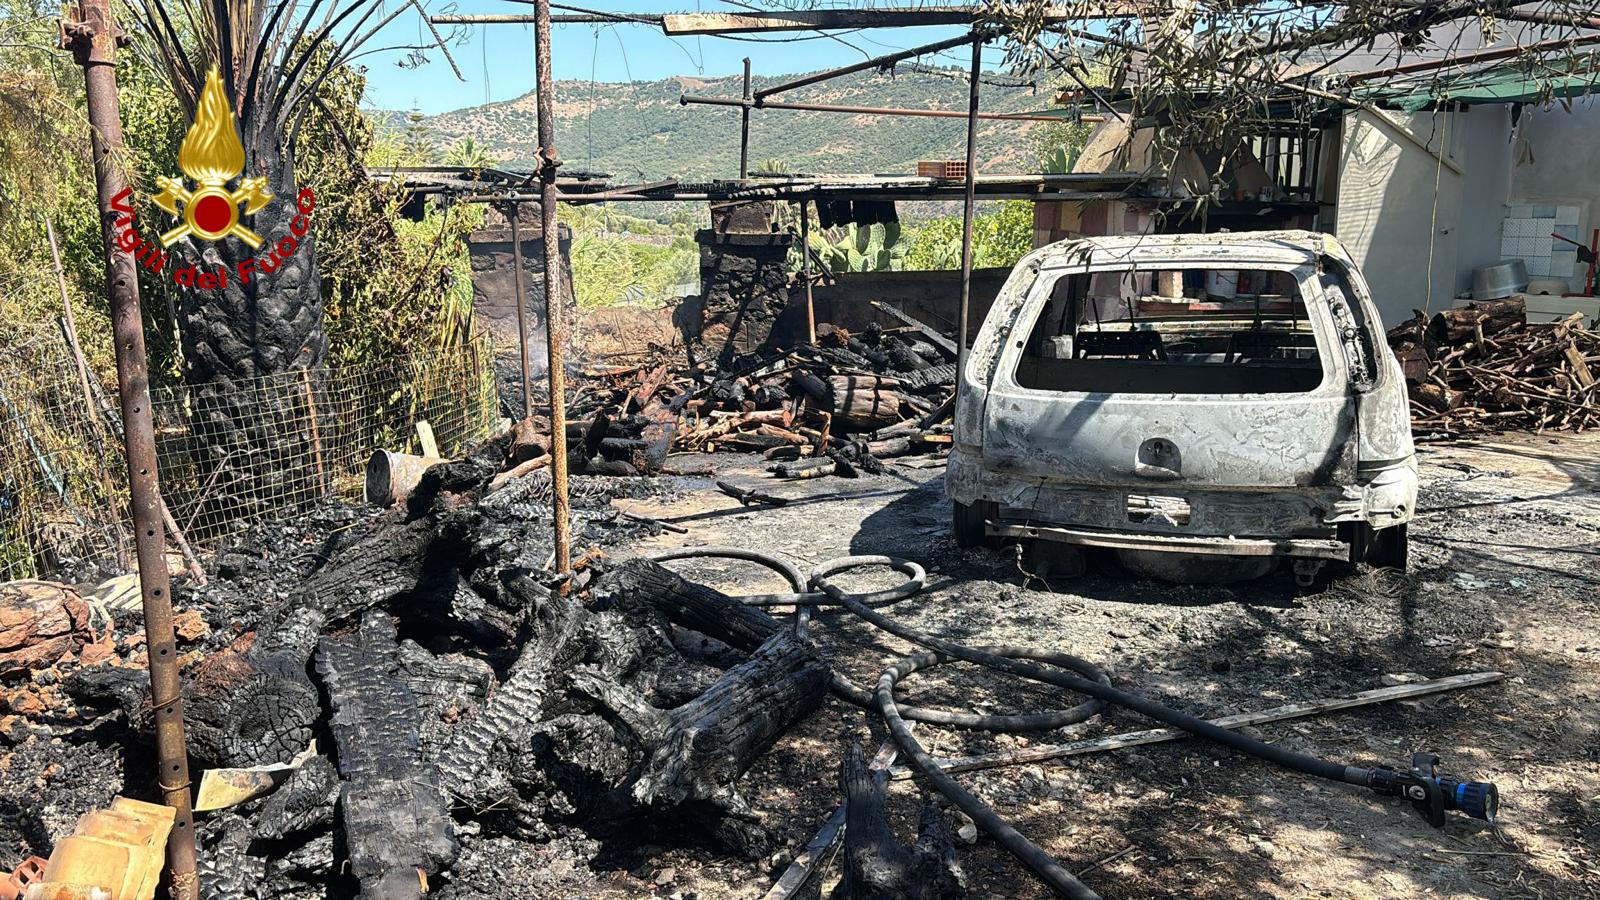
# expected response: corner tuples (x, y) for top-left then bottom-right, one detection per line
(568, 319), (957, 478)
(17, 431), (852, 898)
(1388, 297), (1600, 436)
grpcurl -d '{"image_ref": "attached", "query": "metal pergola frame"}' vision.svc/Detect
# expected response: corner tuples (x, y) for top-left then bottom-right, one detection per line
(421, 3), (1151, 587)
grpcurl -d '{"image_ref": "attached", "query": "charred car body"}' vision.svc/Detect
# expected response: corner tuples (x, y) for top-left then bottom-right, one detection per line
(948, 231), (1414, 584)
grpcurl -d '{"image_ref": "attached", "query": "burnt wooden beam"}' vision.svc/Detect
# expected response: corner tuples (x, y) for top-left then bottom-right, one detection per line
(570, 629), (829, 851)
(316, 611), (457, 897)
(590, 558), (784, 653)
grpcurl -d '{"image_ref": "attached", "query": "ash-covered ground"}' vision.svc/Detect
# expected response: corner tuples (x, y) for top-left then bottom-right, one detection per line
(3, 430), (1597, 899)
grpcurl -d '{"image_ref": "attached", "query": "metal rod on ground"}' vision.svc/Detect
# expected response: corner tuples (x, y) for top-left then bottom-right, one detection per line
(739, 56), (752, 180)
(889, 671), (1507, 780)
(508, 203), (534, 420)
(534, 0), (572, 576)
(956, 33), (982, 397)
(61, 0), (200, 893)
(799, 199), (815, 344)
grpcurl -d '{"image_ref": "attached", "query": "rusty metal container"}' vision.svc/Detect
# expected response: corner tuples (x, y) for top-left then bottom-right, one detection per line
(364, 450), (446, 506)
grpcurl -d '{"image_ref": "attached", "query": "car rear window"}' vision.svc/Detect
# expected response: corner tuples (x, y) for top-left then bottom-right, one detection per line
(1013, 267), (1325, 395)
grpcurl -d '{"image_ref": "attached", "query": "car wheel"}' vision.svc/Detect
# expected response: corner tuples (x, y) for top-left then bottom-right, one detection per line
(1365, 523), (1409, 571)
(952, 500), (994, 549)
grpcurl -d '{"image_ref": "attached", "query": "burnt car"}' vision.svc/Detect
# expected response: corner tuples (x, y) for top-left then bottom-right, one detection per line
(948, 231), (1414, 585)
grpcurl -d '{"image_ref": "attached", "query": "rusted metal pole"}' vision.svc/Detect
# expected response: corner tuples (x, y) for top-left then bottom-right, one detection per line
(739, 57), (752, 180)
(507, 203), (534, 419)
(799, 200), (816, 344)
(680, 93), (1094, 124)
(754, 28), (997, 99)
(534, 0), (572, 575)
(956, 34), (982, 389)
(60, 1), (200, 895)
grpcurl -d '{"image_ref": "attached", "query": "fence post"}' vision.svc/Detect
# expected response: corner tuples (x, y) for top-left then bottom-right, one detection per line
(301, 367), (326, 495)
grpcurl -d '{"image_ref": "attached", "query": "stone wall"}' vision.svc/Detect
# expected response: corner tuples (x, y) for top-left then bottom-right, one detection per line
(676, 201), (794, 367)
(465, 205), (575, 372)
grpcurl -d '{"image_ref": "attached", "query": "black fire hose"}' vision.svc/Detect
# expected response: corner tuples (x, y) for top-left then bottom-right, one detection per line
(648, 549), (1499, 898)
(648, 548), (1108, 731)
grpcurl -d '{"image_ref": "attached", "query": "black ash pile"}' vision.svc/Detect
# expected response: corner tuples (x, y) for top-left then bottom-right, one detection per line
(12, 429), (856, 899)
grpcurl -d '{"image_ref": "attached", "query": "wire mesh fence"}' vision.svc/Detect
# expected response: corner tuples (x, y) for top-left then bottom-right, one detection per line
(0, 326), (500, 583)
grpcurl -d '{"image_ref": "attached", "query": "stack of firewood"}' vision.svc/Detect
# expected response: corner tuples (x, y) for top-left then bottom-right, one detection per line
(1388, 296), (1600, 436)
(568, 321), (956, 475)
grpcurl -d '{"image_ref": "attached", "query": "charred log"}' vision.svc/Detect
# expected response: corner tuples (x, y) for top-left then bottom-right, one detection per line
(589, 558), (783, 654)
(182, 641), (321, 768)
(395, 639), (497, 764)
(570, 629), (829, 853)
(1429, 296), (1526, 343)
(436, 573), (588, 805)
(64, 637), (319, 769)
(315, 610), (457, 897)
(833, 745), (965, 900)
(255, 754), (341, 840)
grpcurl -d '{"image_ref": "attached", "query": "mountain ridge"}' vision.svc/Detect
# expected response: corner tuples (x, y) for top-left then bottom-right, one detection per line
(403, 67), (1067, 182)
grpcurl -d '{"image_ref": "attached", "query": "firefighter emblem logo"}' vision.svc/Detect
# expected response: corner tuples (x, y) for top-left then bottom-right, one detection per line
(153, 65), (273, 249)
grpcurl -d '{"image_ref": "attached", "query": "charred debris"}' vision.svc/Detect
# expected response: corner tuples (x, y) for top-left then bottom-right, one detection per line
(33, 438), (827, 899)
(535, 319), (957, 482)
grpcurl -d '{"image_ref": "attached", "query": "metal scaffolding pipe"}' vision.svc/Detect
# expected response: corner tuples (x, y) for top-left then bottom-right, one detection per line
(740, 57), (752, 180)
(1342, 30), (1600, 84)
(800, 200), (816, 344)
(662, 5), (1130, 36)
(508, 205), (535, 419)
(60, 0), (200, 894)
(754, 28), (994, 99)
(681, 92), (1098, 123)
(957, 36), (982, 396)
(534, 0), (573, 576)
(432, 12), (643, 24)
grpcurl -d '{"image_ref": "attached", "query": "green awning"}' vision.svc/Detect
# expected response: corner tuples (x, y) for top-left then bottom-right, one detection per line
(1359, 65), (1600, 111)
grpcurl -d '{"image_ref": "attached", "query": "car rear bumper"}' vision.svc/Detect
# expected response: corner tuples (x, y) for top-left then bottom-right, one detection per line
(948, 445), (1415, 556)
(987, 521), (1351, 560)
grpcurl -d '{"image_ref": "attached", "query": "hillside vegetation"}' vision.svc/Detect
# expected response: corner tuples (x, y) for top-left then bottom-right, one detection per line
(411, 67), (1066, 180)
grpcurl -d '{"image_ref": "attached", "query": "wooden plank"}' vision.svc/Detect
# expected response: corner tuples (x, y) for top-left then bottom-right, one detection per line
(870, 300), (958, 358)
(889, 671), (1505, 780)
(1565, 342), (1595, 388)
(415, 420), (439, 458)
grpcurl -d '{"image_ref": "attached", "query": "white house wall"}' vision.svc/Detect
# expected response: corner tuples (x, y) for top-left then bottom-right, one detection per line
(1335, 107), (1476, 325)
(1509, 98), (1600, 293)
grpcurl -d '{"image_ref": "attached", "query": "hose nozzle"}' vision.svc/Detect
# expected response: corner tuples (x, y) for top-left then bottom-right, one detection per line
(1367, 753), (1499, 827)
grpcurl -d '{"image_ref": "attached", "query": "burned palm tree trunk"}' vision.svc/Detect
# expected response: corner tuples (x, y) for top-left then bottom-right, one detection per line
(171, 71), (326, 524)
(316, 611), (457, 897)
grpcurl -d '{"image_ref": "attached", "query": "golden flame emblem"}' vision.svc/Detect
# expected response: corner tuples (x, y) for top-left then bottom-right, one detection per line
(153, 66), (273, 249)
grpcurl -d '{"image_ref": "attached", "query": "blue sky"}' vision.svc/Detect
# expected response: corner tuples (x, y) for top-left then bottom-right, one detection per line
(359, 1), (988, 114)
